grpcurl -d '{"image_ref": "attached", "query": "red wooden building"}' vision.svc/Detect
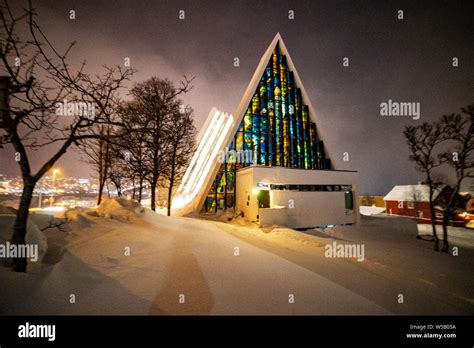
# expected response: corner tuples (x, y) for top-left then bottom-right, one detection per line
(384, 185), (466, 227)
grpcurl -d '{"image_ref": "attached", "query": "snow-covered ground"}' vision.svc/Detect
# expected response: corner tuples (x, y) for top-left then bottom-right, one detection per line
(359, 205), (386, 216)
(0, 199), (473, 315)
(417, 223), (474, 249)
(359, 204), (474, 249)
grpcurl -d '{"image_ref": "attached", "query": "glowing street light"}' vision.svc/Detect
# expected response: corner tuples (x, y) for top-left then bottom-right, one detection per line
(50, 168), (61, 207)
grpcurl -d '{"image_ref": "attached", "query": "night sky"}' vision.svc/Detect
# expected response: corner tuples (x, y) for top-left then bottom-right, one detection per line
(1, 0), (473, 195)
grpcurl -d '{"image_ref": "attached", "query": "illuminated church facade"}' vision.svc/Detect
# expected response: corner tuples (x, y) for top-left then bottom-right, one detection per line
(173, 33), (359, 229)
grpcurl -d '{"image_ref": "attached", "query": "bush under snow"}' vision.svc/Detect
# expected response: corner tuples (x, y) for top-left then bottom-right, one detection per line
(97, 198), (145, 223)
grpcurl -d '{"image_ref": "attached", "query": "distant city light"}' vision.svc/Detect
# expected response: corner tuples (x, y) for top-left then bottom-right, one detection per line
(43, 206), (65, 212)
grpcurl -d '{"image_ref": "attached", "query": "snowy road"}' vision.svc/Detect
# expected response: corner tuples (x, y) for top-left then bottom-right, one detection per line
(0, 211), (390, 315)
(142, 214), (390, 315)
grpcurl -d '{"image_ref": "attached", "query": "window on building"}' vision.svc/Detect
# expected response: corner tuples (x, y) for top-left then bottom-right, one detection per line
(267, 184), (352, 191)
(345, 191), (353, 210)
(407, 201), (415, 209)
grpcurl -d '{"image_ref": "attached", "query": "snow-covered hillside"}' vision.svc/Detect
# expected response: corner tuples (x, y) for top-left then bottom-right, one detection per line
(0, 199), (473, 315)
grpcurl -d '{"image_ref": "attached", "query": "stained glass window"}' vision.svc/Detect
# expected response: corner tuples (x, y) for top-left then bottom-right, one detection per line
(202, 41), (332, 213)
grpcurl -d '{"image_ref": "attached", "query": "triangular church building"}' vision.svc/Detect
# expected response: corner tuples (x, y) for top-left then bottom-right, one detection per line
(173, 33), (359, 228)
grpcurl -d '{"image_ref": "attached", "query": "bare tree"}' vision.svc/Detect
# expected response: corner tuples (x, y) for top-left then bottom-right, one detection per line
(117, 102), (149, 202)
(107, 142), (130, 198)
(162, 105), (195, 216)
(78, 125), (112, 205)
(127, 76), (193, 211)
(0, 0), (133, 271)
(404, 122), (448, 250)
(437, 104), (474, 252)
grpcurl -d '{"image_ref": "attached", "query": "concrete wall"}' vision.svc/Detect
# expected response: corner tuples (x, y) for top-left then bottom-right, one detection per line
(272, 191), (355, 228)
(259, 207), (288, 227)
(251, 166), (358, 187)
(236, 166), (359, 228)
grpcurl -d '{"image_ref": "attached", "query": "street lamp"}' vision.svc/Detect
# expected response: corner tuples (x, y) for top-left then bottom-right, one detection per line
(51, 168), (60, 207)
(38, 181), (42, 209)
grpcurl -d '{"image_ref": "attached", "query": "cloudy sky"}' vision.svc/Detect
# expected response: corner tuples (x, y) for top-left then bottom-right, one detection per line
(1, 0), (473, 194)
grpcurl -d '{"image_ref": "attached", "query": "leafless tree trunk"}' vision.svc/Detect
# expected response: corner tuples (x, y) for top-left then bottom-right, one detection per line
(404, 122), (448, 251)
(98, 133), (111, 204)
(78, 126), (112, 205)
(0, 0), (134, 271)
(122, 76), (194, 211)
(438, 105), (474, 252)
(138, 175), (144, 202)
(163, 107), (195, 216)
(107, 142), (130, 198)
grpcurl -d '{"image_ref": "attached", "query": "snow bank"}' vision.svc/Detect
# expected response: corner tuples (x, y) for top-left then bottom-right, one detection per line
(59, 207), (95, 229)
(194, 209), (242, 223)
(0, 215), (48, 271)
(97, 198), (145, 223)
(359, 206), (386, 216)
(0, 200), (19, 210)
(25, 219), (48, 270)
(0, 205), (17, 215)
